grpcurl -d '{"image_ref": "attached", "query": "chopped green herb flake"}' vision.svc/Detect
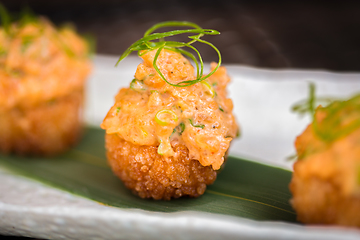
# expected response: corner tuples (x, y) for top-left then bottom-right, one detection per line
(21, 35), (34, 53)
(171, 122), (186, 136)
(155, 109), (178, 126)
(0, 47), (6, 56)
(130, 78), (147, 91)
(179, 122), (185, 134)
(0, 3), (11, 34)
(236, 129), (241, 138)
(189, 119), (205, 129)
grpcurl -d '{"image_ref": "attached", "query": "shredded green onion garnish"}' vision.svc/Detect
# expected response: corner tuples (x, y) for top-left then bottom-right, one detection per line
(292, 83), (334, 119)
(157, 139), (169, 155)
(157, 140), (164, 155)
(189, 119), (205, 129)
(172, 122), (185, 135)
(130, 78), (147, 91)
(0, 4), (38, 36)
(236, 129), (241, 138)
(115, 21), (222, 87)
(219, 106), (224, 112)
(143, 73), (154, 80)
(0, 3), (11, 34)
(116, 107), (120, 113)
(313, 94), (360, 142)
(21, 35), (34, 53)
(155, 109), (178, 126)
(292, 83), (360, 142)
(0, 47), (6, 56)
(201, 81), (215, 97)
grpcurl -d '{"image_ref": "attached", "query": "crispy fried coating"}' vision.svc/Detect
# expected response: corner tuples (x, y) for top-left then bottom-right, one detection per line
(0, 91), (84, 155)
(0, 17), (91, 155)
(290, 168), (360, 227)
(101, 48), (238, 199)
(290, 97), (360, 227)
(105, 133), (217, 200)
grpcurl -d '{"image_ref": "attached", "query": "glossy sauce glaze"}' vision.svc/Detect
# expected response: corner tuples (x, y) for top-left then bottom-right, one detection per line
(0, 18), (91, 111)
(101, 49), (238, 170)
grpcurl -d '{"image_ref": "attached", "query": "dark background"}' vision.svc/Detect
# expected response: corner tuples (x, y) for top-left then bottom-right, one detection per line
(2, 0), (360, 72)
(0, 0), (359, 239)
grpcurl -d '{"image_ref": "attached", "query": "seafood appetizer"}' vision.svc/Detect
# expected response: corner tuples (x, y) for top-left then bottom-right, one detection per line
(0, 7), (92, 155)
(101, 21), (239, 200)
(290, 84), (360, 227)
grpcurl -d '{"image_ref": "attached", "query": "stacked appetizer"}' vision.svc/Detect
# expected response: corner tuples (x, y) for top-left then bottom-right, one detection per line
(0, 9), (92, 155)
(290, 86), (360, 227)
(101, 21), (239, 200)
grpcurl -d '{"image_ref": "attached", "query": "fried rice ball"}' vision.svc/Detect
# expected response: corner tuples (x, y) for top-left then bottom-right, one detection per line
(106, 133), (217, 200)
(101, 48), (238, 200)
(0, 91), (84, 155)
(290, 95), (360, 227)
(0, 15), (92, 155)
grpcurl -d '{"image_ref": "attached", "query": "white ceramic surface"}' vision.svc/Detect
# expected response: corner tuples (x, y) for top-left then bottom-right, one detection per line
(1, 54), (360, 239)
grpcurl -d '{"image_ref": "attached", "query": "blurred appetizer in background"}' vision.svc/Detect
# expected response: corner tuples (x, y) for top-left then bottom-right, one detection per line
(0, 6), (92, 155)
(101, 21), (239, 200)
(290, 84), (360, 227)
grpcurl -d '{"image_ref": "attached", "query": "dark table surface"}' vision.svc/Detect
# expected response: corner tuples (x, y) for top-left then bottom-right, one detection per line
(1, 0), (359, 239)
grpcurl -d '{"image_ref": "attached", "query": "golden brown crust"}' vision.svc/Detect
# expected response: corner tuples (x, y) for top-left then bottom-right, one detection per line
(290, 117), (360, 227)
(0, 17), (92, 156)
(290, 166), (360, 227)
(105, 133), (218, 200)
(101, 49), (238, 171)
(0, 90), (84, 156)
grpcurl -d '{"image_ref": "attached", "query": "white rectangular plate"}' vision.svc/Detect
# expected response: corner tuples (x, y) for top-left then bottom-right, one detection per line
(1, 54), (360, 240)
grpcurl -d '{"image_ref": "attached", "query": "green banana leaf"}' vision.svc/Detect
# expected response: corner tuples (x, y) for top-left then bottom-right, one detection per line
(0, 126), (297, 223)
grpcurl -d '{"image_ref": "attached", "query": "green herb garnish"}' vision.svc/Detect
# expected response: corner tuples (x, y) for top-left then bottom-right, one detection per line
(189, 119), (205, 129)
(313, 94), (360, 142)
(155, 109), (178, 126)
(0, 46), (6, 56)
(292, 83), (334, 119)
(201, 80), (215, 97)
(18, 6), (37, 27)
(115, 21), (222, 87)
(0, 3), (11, 34)
(130, 78), (147, 92)
(172, 122), (185, 135)
(292, 83), (360, 142)
(21, 35), (34, 53)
